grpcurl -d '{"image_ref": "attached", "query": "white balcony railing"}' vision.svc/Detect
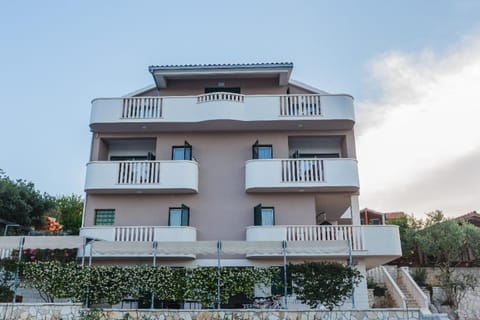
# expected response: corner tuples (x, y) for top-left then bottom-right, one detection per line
(246, 225), (402, 258)
(281, 159), (324, 183)
(80, 226), (197, 242)
(245, 158), (359, 192)
(286, 225), (364, 250)
(197, 92), (244, 103)
(121, 97), (162, 119)
(90, 94), (354, 129)
(117, 161), (161, 184)
(85, 160), (198, 193)
(279, 95), (322, 116)
(246, 225), (364, 251)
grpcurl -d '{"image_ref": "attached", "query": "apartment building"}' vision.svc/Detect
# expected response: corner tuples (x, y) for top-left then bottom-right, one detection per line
(81, 62), (401, 308)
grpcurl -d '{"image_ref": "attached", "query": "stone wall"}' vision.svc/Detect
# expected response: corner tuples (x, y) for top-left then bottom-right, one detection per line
(456, 287), (480, 320)
(0, 303), (82, 320)
(410, 267), (480, 320)
(0, 304), (425, 320)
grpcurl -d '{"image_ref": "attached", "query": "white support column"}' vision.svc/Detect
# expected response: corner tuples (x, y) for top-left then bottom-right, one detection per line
(351, 195), (361, 226)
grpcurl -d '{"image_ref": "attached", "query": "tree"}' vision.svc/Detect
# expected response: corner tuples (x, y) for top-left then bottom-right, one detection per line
(414, 211), (480, 314)
(288, 261), (362, 310)
(54, 194), (83, 234)
(0, 170), (55, 230)
(387, 214), (423, 265)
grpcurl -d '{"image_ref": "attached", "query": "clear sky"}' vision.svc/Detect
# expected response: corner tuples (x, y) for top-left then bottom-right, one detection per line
(1, 1), (479, 218)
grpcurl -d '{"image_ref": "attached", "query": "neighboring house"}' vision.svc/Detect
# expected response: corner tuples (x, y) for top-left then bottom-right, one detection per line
(455, 211), (480, 227)
(360, 208), (406, 225)
(80, 62), (401, 309)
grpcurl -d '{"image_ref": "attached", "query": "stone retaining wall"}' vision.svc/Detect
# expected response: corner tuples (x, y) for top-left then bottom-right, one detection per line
(0, 304), (425, 320)
(0, 303), (82, 320)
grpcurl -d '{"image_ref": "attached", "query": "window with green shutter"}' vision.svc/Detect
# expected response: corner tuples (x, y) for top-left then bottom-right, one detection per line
(172, 141), (192, 160)
(169, 205), (190, 226)
(254, 204), (275, 226)
(252, 140), (272, 159)
(94, 209), (115, 225)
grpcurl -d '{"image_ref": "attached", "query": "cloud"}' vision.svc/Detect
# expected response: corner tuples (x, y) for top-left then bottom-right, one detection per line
(356, 35), (480, 217)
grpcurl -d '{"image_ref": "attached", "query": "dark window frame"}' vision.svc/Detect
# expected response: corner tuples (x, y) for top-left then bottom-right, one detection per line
(171, 141), (192, 160)
(254, 204), (275, 226)
(168, 205), (190, 226)
(204, 87), (241, 94)
(252, 140), (273, 159)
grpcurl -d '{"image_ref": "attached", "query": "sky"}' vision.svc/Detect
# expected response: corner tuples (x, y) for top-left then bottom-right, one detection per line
(0, 1), (479, 218)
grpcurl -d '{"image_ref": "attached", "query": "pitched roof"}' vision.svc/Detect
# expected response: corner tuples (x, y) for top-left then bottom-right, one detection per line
(148, 62), (294, 72)
(455, 211), (480, 227)
(149, 62), (294, 89)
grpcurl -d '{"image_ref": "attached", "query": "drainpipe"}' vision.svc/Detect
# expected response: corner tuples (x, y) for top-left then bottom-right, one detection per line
(217, 240), (222, 309)
(151, 241), (158, 309)
(282, 240), (288, 309)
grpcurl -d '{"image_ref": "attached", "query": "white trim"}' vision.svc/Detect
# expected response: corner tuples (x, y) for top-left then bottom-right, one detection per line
(121, 84), (157, 97)
(289, 79), (329, 94)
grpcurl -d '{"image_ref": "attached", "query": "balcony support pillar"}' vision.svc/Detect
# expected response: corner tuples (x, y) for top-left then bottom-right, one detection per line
(351, 195), (361, 226)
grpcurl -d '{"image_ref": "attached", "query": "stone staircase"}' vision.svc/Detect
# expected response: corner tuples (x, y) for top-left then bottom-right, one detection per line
(396, 278), (420, 308)
(382, 266), (422, 309)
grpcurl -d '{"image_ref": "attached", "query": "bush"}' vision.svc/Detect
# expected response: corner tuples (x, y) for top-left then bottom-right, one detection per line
(411, 268), (428, 287)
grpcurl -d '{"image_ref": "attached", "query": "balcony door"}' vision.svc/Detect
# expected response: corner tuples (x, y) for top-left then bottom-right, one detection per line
(204, 87), (241, 94)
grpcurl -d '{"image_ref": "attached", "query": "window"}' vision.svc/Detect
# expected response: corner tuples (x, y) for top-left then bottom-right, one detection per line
(369, 218), (380, 225)
(169, 205), (190, 226)
(172, 141), (192, 160)
(205, 87), (241, 94)
(291, 150), (339, 159)
(95, 209), (115, 225)
(252, 140), (272, 159)
(254, 204), (275, 226)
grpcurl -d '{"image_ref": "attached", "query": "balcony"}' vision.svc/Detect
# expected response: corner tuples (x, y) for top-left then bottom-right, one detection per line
(246, 225), (401, 267)
(80, 226), (197, 242)
(245, 158), (359, 192)
(90, 94), (354, 132)
(80, 226), (197, 259)
(85, 160), (198, 193)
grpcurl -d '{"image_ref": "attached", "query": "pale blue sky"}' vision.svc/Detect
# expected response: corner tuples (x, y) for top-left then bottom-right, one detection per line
(1, 1), (479, 215)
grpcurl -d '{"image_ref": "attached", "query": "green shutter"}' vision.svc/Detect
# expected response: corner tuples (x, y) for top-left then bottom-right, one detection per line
(181, 204), (190, 226)
(184, 141), (192, 160)
(252, 140), (259, 159)
(254, 204), (262, 226)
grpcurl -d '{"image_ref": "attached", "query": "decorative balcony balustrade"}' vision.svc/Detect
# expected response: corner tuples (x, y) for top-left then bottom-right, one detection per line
(117, 161), (161, 185)
(80, 226), (197, 242)
(197, 92), (244, 103)
(281, 159), (324, 183)
(245, 158), (359, 192)
(85, 161), (199, 193)
(286, 225), (364, 250)
(91, 94), (354, 131)
(115, 226), (155, 241)
(279, 94), (322, 116)
(246, 225), (401, 262)
(121, 97), (162, 119)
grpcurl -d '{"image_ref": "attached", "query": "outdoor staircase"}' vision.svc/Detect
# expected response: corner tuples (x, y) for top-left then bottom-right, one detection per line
(385, 267), (420, 308)
(396, 278), (420, 308)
